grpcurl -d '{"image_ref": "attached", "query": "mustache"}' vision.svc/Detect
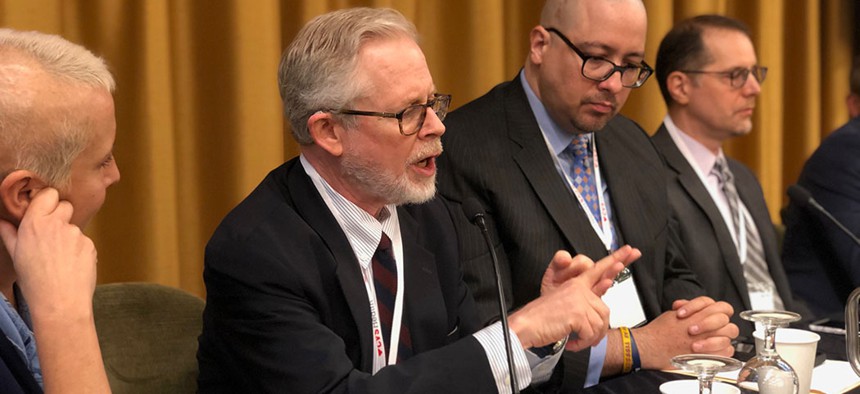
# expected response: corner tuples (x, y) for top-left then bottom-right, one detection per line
(409, 139), (443, 164)
(583, 93), (618, 109)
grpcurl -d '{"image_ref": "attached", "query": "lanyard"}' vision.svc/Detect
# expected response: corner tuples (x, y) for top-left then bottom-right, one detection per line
(360, 233), (406, 373)
(299, 157), (408, 372)
(736, 209), (748, 264)
(555, 135), (614, 250)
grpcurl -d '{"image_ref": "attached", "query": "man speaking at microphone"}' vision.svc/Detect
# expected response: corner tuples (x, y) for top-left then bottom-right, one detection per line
(196, 7), (641, 393)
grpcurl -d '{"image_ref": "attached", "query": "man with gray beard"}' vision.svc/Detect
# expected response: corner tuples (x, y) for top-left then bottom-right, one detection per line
(197, 7), (641, 393)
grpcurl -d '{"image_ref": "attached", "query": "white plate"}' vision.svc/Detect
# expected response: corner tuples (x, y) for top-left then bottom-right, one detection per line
(659, 379), (740, 394)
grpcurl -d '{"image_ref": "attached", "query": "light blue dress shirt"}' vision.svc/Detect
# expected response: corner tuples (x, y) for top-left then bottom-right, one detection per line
(519, 71), (619, 387)
(0, 285), (43, 387)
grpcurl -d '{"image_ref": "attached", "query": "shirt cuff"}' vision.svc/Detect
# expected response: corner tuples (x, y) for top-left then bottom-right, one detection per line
(525, 338), (565, 384)
(473, 321), (533, 393)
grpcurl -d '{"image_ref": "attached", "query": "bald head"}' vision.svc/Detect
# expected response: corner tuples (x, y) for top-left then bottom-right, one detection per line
(540, 0), (646, 32)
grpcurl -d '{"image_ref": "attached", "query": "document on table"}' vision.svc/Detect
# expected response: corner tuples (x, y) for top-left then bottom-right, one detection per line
(808, 360), (860, 393)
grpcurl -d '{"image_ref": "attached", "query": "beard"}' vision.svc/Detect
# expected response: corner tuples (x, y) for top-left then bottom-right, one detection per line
(341, 139), (441, 206)
(729, 118), (754, 137)
(571, 115), (611, 134)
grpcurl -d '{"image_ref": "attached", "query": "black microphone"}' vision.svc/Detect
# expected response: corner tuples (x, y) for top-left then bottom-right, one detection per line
(462, 198), (519, 394)
(787, 185), (860, 247)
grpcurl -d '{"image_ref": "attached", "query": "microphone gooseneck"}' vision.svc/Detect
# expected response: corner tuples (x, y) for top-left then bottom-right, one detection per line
(787, 185), (812, 209)
(461, 197), (519, 394)
(462, 198), (487, 226)
(788, 184), (860, 247)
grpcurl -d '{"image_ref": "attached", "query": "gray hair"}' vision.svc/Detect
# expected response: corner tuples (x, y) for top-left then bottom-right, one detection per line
(0, 28), (115, 187)
(278, 7), (419, 145)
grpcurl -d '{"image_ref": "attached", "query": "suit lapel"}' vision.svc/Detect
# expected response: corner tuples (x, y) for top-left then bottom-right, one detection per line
(596, 122), (644, 243)
(397, 206), (447, 352)
(652, 127), (751, 308)
(285, 164), (375, 371)
(505, 82), (607, 258)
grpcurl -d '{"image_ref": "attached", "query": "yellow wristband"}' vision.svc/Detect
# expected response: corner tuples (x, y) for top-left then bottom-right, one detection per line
(620, 326), (633, 374)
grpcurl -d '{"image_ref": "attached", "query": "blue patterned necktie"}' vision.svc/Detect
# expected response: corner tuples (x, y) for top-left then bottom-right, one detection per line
(371, 233), (412, 362)
(568, 134), (600, 220)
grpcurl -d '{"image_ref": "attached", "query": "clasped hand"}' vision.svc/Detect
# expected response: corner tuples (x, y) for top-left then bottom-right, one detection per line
(633, 296), (739, 369)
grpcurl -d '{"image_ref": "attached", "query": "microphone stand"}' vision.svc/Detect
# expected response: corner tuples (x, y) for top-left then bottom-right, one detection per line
(463, 198), (519, 394)
(474, 214), (519, 394)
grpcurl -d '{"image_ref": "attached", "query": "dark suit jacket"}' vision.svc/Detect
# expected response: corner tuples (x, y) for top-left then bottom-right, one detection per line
(0, 336), (41, 394)
(436, 76), (702, 389)
(196, 158), (497, 393)
(783, 117), (860, 318)
(652, 125), (798, 338)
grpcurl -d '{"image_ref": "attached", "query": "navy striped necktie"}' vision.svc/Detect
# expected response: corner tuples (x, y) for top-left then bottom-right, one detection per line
(372, 233), (412, 362)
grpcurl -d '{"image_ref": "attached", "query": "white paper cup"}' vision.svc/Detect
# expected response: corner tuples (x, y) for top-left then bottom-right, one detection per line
(659, 379), (740, 394)
(753, 328), (821, 394)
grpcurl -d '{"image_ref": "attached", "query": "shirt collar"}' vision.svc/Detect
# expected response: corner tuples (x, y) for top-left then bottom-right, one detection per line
(663, 114), (725, 176)
(519, 71), (584, 157)
(300, 155), (399, 268)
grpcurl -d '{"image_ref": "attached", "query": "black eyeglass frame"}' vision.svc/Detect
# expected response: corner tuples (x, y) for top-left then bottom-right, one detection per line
(678, 66), (768, 89)
(544, 27), (653, 88)
(327, 93), (452, 136)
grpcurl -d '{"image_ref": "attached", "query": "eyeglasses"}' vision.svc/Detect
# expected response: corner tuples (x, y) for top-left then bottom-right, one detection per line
(679, 65), (768, 89)
(544, 27), (653, 88)
(327, 93), (452, 136)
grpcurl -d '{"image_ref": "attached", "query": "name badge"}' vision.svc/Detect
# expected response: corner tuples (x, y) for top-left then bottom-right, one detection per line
(748, 282), (776, 311)
(602, 269), (647, 328)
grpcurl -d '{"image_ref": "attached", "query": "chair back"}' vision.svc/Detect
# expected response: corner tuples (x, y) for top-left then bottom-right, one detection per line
(93, 282), (204, 394)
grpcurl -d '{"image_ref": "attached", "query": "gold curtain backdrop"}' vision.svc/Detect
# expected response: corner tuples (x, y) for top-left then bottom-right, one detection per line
(0, 0), (852, 297)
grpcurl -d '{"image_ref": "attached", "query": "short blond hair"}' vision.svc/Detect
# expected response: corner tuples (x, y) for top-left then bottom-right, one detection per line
(0, 28), (115, 187)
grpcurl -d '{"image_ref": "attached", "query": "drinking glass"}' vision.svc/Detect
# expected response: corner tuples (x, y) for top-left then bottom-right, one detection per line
(671, 354), (742, 394)
(736, 310), (801, 394)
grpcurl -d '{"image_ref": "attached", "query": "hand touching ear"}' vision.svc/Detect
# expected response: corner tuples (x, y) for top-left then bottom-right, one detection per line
(0, 187), (110, 393)
(0, 187), (98, 313)
(0, 169), (49, 226)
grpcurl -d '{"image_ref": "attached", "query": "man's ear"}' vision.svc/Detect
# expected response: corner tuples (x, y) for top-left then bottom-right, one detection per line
(666, 71), (691, 106)
(528, 26), (551, 66)
(0, 170), (48, 224)
(847, 93), (860, 119)
(307, 111), (345, 157)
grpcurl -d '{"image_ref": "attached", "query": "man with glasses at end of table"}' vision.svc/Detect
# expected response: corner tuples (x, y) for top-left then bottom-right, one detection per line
(650, 14), (808, 341)
(436, 0), (739, 391)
